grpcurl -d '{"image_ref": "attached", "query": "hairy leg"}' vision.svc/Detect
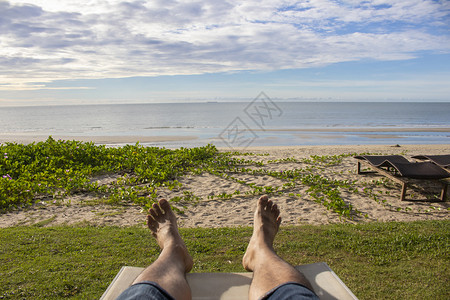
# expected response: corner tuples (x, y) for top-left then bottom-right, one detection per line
(133, 199), (193, 300)
(243, 196), (314, 300)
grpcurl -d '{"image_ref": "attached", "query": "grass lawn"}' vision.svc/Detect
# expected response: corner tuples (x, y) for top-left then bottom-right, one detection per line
(1, 220), (448, 299)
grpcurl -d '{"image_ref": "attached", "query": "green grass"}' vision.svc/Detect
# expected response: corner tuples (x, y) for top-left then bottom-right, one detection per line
(1, 220), (448, 299)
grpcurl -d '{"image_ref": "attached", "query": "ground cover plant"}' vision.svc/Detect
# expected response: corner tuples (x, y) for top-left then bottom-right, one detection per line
(0, 138), (230, 211)
(1, 138), (447, 220)
(0, 138), (370, 219)
(0, 220), (448, 299)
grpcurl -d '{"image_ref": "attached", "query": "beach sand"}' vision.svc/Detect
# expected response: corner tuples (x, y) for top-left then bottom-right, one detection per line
(0, 144), (448, 228)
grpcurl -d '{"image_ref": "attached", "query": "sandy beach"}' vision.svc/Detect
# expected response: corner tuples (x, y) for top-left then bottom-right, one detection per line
(0, 143), (448, 228)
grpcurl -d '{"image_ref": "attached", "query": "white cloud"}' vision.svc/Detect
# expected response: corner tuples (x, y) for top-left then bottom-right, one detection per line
(1, 0), (449, 90)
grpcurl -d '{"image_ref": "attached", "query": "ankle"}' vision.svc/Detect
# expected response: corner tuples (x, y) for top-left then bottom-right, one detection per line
(171, 244), (193, 270)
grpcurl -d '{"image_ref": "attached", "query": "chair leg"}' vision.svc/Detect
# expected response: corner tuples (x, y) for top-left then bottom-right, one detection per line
(440, 182), (448, 202)
(400, 183), (407, 201)
(357, 162), (361, 174)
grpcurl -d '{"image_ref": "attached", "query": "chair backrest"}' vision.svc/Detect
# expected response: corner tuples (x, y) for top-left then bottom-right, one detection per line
(354, 155), (410, 167)
(412, 155), (450, 168)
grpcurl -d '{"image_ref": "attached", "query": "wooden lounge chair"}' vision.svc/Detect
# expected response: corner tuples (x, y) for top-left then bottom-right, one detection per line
(354, 155), (449, 201)
(412, 155), (450, 168)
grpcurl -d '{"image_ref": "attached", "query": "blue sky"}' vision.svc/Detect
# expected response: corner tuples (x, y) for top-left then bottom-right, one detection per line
(0, 0), (449, 105)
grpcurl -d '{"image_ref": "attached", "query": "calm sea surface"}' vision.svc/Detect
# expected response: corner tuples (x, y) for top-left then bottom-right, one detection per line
(1, 102), (449, 147)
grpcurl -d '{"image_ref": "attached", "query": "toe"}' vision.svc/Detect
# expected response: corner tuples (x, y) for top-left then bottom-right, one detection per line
(159, 199), (171, 214)
(276, 216), (282, 226)
(149, 207), (159, 220)
(266, 200), (274, 211)
(260, 195), (268, 201)
(147, 215), (157, 230)
(272, 203), (279, 214)
(153, 202), (164, 217)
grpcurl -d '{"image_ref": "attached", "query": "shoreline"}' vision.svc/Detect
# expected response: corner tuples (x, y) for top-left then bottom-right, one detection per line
(254, 127), (450, 132)
(0, 126), (449, 146)
(0, 134), (199, 144)
(0, 143), (448, 228)
(218, 143), (450, 153)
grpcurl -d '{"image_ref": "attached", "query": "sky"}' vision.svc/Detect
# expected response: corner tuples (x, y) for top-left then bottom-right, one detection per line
(0, 0), (449, 106)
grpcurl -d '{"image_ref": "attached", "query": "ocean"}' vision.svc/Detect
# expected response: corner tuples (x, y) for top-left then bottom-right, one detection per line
(1, 102), (449, 148)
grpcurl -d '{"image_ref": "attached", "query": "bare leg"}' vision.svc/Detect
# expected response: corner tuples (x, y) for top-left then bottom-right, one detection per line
(243, 196), (314, 300)
(133, 199), (193, 300)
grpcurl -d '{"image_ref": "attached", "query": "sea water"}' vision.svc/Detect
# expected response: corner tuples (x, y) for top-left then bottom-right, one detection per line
(0, 102), (449, 147)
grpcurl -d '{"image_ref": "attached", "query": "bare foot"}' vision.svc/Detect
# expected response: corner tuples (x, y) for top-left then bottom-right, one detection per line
(242, 195), (282, 272)
(147, 199), (193, 272)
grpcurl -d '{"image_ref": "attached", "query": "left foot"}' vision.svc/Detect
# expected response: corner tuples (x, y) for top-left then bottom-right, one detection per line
(147, 199), (193, 272)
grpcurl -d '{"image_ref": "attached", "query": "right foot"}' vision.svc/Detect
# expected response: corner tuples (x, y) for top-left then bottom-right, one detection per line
(147, 199), (193, 272)
(242, 196), (282, 272)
